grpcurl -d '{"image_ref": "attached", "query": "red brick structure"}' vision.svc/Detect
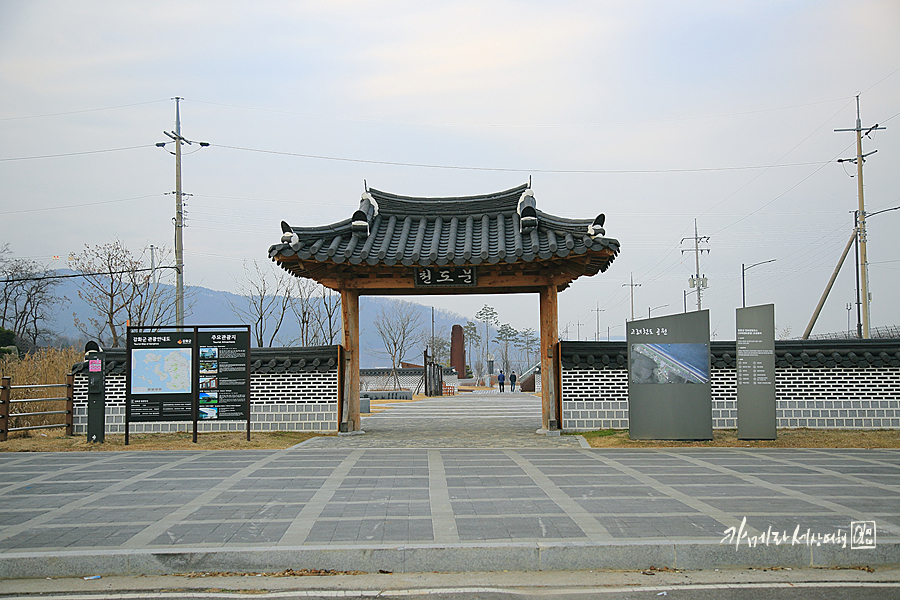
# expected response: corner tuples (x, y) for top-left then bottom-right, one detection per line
(451, 324), (465, 379)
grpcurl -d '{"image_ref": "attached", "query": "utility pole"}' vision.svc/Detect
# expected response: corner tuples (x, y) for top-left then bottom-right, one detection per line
(623, 273), (641, 321)
(149, 244), (156, 284)
(836, 95), (884, 339)
(682, 219), (709, 311)
(575, 320), (583, 340)
(172, 98), (185, 329)
(592, 302), (605, 341)
(158, 97), (209, 330)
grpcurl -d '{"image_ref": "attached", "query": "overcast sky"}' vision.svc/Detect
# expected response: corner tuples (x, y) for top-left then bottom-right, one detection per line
(2, 1), (898, 342)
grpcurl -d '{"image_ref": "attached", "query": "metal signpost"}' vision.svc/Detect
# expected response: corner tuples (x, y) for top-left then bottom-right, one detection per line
(627, 310), (713, 440)
(125, 325), (251, 444)
(736, 304), (776, 440)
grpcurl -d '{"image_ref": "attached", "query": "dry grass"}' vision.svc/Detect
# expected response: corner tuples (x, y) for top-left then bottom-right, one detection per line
(1, 347), (82, 433)
(578, 428), (900, 449)
(0, 428), (324, 452)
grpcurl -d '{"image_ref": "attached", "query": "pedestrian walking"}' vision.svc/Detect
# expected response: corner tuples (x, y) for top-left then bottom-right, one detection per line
(498, 370), (505, 393)
(510, 371), (517, 392)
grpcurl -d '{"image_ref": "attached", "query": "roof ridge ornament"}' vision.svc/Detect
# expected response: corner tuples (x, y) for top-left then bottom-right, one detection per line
(352, 192), (379, 238)
(280, 221), (299, 245)
(518, 189), (538, 233)
(588, 214), (606, 237)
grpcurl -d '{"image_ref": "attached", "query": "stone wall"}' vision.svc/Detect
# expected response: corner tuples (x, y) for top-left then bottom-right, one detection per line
(559, 340), (900, 431)
(360, 367), (458, 392)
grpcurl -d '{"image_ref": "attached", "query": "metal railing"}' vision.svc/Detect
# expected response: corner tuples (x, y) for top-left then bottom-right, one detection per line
(0, 374), (74, 442)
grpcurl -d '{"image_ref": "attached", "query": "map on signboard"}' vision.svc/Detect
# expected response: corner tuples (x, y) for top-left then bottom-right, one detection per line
(131, 349), (193, 394)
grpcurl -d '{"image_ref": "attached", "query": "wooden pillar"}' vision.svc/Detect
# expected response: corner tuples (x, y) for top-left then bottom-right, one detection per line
(340, 288), (360, 432)
(539, 284), (559, 430)
(0, 376), (10, 442)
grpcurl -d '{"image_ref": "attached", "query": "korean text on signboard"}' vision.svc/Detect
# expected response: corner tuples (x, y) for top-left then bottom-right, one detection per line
(414, 267), (476, 288)
(197, 330), (250, 421)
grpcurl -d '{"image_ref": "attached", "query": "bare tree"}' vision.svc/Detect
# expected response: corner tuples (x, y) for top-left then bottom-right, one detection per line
(516, 327), (539, 371)
(426, 325), (450, 366)
(228, 260), (294, 347)
(287, 279), (342, 347)
(123, 245), (179, 333)
(475, 304), (499, 378)
(0, 247), (64, 349)
(289, 278), (322, 346)
(70, 240), (181, 348)
(463, 320), (481, 381)
(373, 300), (424, 389)
(494, 322), (518, 374)
(315, 286), (341, 345)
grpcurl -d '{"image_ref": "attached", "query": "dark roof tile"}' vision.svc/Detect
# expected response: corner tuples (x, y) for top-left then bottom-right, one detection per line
(270, 184), (619, 272)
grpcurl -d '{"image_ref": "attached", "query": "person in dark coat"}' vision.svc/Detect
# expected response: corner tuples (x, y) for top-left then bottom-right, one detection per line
(498, 370), (505, 393)
(510, 371), (517, 392)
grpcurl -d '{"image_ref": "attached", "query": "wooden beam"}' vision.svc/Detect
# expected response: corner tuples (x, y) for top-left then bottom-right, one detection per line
(340, 288), (360, 432)
(539, 284), (559, 431)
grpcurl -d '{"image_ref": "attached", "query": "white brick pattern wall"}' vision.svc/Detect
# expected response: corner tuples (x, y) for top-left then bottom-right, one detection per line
(73, 371), (340, 434)
(562, 366), (900, 431)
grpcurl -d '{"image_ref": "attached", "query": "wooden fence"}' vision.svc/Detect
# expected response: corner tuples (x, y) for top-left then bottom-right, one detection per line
(0, 374), (74, 442)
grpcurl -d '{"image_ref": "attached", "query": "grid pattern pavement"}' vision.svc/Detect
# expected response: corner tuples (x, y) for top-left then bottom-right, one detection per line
(0, 391), (898, 573)
(305, 391), (582, 448)
(2, 448), (899, 552)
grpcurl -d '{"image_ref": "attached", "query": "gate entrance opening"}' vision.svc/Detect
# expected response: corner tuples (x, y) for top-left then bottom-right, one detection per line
(269, 184), (619, 432)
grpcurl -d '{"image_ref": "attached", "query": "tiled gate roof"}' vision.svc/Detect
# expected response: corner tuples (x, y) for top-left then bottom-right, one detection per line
(269, 184), (619, 276)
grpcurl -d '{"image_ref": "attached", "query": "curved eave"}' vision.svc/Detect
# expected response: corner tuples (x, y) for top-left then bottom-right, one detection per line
(270, 235), (619, 271)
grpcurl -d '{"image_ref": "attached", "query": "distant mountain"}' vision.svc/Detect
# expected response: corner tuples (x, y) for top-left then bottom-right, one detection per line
(50, 272), (469, 368)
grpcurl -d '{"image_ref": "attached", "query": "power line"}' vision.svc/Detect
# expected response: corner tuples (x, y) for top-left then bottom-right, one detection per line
(0, 99), (169, 122)
(3, 194), (162, 215)
(1, 266), (179, 284)
(211, 142), (830, 174)
(0, 144), (156, 162)
(188, 96), (851, 128)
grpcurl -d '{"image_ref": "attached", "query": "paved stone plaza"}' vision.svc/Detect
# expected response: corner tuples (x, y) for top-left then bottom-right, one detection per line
(1, 392), (898, 576)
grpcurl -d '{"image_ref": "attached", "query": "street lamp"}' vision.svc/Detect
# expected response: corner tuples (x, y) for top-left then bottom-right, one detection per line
(742, 259), (776, 308)
(649, 304), (669, 318)
(846, 302), (853, 335)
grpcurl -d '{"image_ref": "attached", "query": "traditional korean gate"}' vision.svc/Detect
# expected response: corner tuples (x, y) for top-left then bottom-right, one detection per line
(269, 184), (619, 433)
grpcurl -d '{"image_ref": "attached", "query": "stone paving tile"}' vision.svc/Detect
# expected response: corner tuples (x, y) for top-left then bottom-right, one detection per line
(701, 497), (828, 513)
(150, 522), (291, 546)
(44, 506), (181, 525)
(86, 492), (206, 507)
(0, 526), (146, 550)
(301, 392), (582, 449)
(455, 515), (586, 541)
(559, 485), (669, 498)
(0, 511), (49, 527)
(599, 515), (725, 539)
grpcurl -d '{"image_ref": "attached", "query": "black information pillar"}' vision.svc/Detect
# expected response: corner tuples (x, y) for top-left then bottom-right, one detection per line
(736, 304), (776, 440)
(85, 350), (105, 443)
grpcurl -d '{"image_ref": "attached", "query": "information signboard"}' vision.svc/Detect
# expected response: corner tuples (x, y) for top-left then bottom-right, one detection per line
(197, 330), (250, 421)
(125, 325), (252, 444)
(127, 331), (195, 422)
(736, 304), (776, 439)
(627, 310), (713, 440)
